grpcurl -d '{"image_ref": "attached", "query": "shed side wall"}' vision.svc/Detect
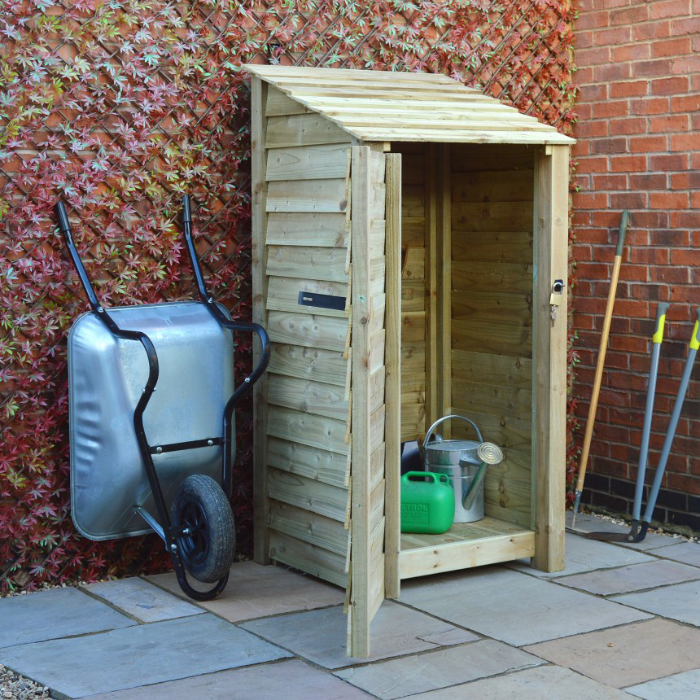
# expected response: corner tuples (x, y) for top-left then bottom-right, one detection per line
(255, 85), (355, 587)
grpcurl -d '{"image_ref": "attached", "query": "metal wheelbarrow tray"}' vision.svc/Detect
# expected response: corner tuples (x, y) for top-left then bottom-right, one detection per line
(56, 196), (270, 601)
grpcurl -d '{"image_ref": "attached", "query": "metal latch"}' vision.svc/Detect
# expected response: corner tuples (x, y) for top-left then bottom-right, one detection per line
(550, 279), (564, 322)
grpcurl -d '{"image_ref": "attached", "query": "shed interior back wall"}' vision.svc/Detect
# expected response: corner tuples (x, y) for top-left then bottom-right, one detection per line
(394, 142), (536, 530)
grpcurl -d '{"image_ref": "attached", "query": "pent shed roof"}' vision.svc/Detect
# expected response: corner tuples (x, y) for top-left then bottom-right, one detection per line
(244, 64), (574, 146)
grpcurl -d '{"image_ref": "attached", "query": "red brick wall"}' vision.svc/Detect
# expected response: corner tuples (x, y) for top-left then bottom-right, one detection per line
(572, 0), (700, 532)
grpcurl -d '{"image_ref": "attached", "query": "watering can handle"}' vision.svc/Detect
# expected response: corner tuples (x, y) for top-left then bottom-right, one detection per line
(423, 414), (484, 449)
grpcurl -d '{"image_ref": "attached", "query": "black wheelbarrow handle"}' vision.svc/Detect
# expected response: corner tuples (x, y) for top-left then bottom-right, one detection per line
(180, 194), (271, 498)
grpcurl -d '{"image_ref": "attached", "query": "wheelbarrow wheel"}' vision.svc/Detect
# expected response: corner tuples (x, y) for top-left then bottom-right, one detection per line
(171, 474), (235, 584)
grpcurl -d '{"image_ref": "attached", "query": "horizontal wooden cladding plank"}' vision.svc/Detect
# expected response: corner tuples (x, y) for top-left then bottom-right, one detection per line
(450, 409), (531, 454)
(401, 154), (425, 185)
(273, 78), (493, 94)
(369, 480), (385, 534)
(250, 66), (458, 85)
(353, 129), (572, 145)
(268, 343), (348, 388)
(402, 311), (426, 344)
(402, 247), (425, 281)
(402, 186), (425, 218)
(402, 343), (426, 373)
(266, 212), (349, 248)
(451, 379), (532, 423)
(267, 276), (348, 318)
(267, 311), (349, 353)
(267, 437), (349, 489)
(269, 500), (349, 557)
(450, 144), (536, 172)
(484, 453), (532, 518)
(402, 280), (425, 312)
(268, 374), (349, 421)
(370, 256), (387, 298)
(370, 443), (386, 494)
(267, 405), (349, 455)
(401, 218), (425, 248)
(370, 405), (386, 454)
(265, 86), (309, 117)
(451, 171), (534, 204)
(317, 101), (538, 118)
(452, 231), (533, 264)
(269, 531), (347, 588)
(368, 519), (386, 620)
(451, 350), (532, 390)
(268, 467), (349, 523)
(399, 531), (535, 579)
(266, 178), (349, 214)
(334, 114), (554, 133)
(364, 294), (386, 338)
(452, 202), (535, 232)
(267, 245), (349, 283)
(401, 402), (426, 442)
(451, 292), (532, 327)
(266, 143), (350, 182)
(451, 319), (532, 358)
(369, 367), (386, 414)
(452, 261), (532, 294)
(266, 114), (351, 149)
(369, 330), (385, 374)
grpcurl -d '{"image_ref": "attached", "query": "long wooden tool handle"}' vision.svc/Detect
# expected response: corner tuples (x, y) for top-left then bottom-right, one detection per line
(575, 211), (629, 494)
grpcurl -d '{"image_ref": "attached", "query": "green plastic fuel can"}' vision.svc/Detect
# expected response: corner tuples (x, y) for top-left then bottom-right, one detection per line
(401, 471), (455, 534)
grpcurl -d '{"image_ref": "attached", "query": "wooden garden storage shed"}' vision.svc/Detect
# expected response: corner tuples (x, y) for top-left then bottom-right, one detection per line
(246, 64), (574, 657)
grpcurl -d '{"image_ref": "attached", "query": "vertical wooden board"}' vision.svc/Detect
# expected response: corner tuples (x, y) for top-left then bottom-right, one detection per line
(532, 145), (568, 572)
(348, 145), (389, 658)
(425, 144), (438, 430)
(252, 76), (271, 565)
(384, 152), (401, 600)
(437, 144), (452, 430)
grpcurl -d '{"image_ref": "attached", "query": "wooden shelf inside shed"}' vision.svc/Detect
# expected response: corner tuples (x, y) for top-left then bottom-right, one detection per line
(398, 516), (535, 580)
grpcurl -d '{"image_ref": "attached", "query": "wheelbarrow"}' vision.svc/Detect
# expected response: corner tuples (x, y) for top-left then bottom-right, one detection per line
(55, 195), (270, 601)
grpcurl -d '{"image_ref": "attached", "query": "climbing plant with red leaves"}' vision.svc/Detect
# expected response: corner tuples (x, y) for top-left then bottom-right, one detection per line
(0, 0), (576, 593)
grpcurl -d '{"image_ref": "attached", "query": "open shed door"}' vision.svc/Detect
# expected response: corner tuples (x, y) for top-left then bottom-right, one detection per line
(347, 146), (401, 657)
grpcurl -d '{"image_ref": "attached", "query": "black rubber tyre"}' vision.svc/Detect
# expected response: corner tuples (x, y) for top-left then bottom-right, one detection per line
(171, 474), (235, 584)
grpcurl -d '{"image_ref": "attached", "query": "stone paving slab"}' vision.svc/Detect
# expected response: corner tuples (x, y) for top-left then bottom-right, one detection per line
(82, 660), (371, 700)
(334, 639), (543, 699)
(85, 577), (203, 623)
(0, 613), (290, 698)
(524, 618), (700, 689)
(555, 559), (700, 596)
(626, 668), (700, 700)
(653, 541), (700, 567)
(401, 566), (650, 646)
(241, 601), (477, 669)
(511, 532), (653, 578)
(614, 579), (700, 626)
(0, 588), (134, 649)
(148, 560), (344, 622)
(408, 665), (633, 699)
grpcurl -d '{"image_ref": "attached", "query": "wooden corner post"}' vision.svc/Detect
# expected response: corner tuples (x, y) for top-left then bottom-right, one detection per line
(532, 144), (568, 572)
(252, 76), (271, 565)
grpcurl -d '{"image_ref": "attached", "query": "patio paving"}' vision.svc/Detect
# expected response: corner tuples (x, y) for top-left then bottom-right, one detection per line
(0, 512), (698, 699)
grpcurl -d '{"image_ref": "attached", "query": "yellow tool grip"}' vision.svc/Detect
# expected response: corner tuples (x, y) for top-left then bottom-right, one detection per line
(652, 302), (670, 344)
(690, 319), (700, 351)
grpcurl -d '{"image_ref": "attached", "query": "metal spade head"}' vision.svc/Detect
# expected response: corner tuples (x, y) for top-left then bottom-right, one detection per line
(477, 442), (503, 465)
